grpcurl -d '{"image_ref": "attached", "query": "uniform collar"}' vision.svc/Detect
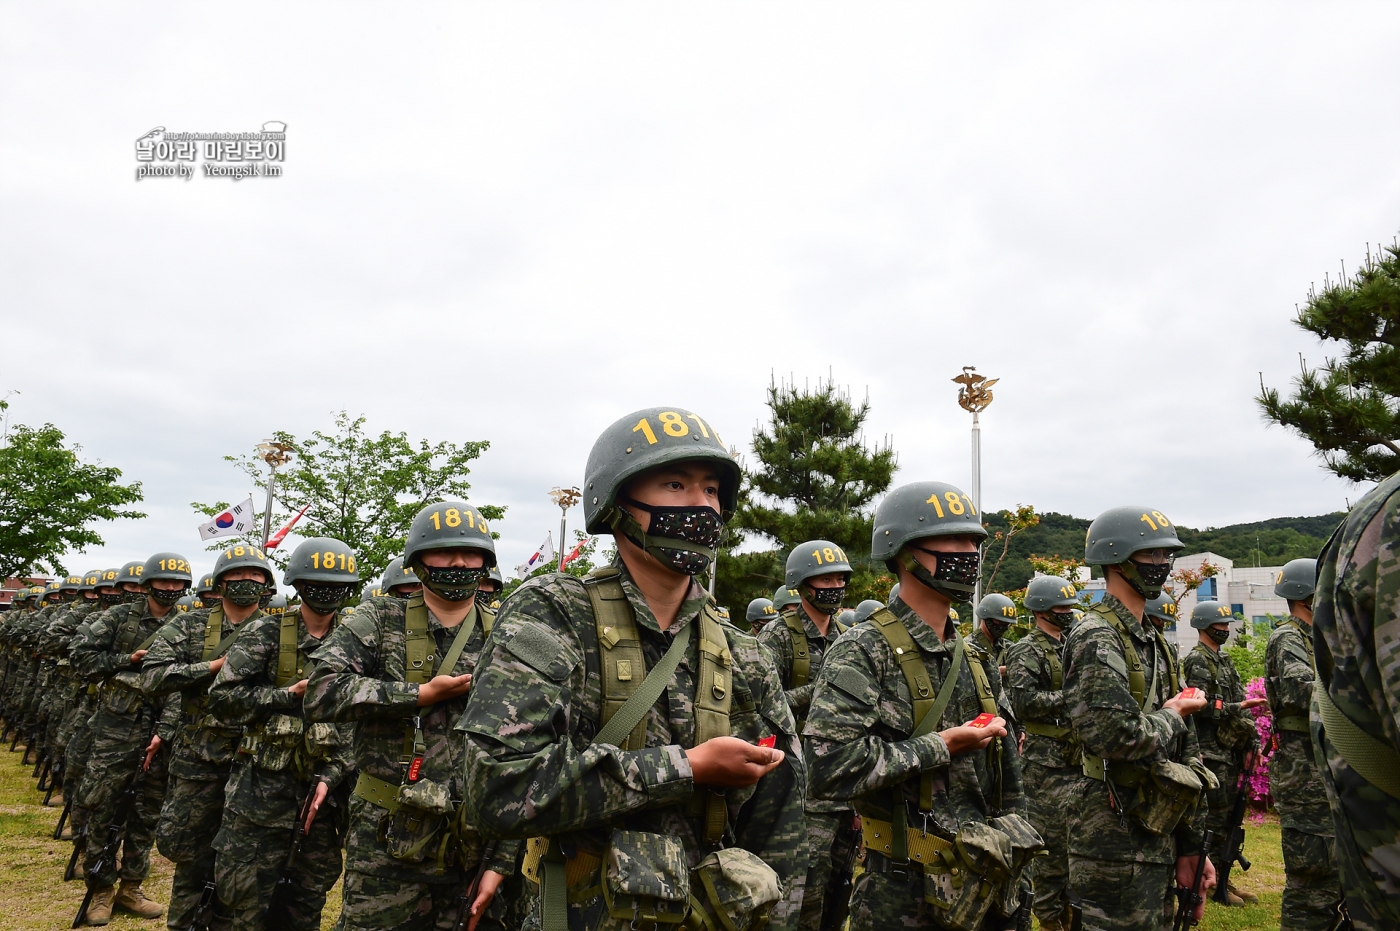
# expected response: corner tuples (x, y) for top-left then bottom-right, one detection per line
(800, 605), (842, 641)
(889, 595), (958, 654)
(1101, 593), (1153, 644)
(617, 562), (706, 637)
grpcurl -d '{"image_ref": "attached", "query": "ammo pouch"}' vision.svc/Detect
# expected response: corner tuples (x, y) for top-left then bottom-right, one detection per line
(601, 830), (689, 927)
(926, 821), (1014, 931)
(1135, 760), (1204, 836)
(240, 712), (303, 773)
(688, 846), (782, 931)
(101, 683), (145, 716)
(384, 777), (455, 864)
(1215, 709), (1256, 752)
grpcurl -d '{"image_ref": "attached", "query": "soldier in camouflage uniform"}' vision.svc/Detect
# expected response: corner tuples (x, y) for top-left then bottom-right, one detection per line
(1180, 599), (1265, 907)
(759, 542), (857, 931)
(805, 481), (1036, 931)
(382, 556), (422, 599)
(745, 597), (776, 635)
(1003, 575), (1081, 931)
(1063, 506), (1214, 931)
(70, 552), (190, 925)
(969, 592), (1019, 676)
(1264, 557), (1341, 930)
(141, 543), (275, 931)
(1312, 471), (1400, 931)
(460, 407), (806, 931)
(208, 537), (358, 930)
(43, 571), (106, 795)
(16, 578), (72, 754)
(306, 502), (517, 931)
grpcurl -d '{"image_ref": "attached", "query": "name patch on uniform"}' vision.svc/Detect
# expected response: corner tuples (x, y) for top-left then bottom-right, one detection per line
(831, 666), (876, 707)
(503, 623), (570, 681)
(1101, 648), (1129, 680)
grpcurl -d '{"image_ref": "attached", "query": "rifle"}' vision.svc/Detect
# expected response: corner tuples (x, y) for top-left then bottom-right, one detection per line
(53, 791), (73, 839)
(264, 780), (319, 926)
(453, 841), (498, 931)
(819, 813), (861, 931)
(41, 757), (62, 804)
(1212, 764), (1254, 904)
(1012, 885), (1033, 931)
(64, 823), (86, 881)
(1171, 830), (1213, 931)
(72, 714), (159, 927)
(21, 728), (39, 766)
(8, 726), (20, 752)
(183, 880), (217, 931)
(36, 750), (53, 789)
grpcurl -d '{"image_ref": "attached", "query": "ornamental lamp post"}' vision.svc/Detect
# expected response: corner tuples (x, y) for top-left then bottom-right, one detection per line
(952, 367), (998, 606)
(549, 486), (581, 572)
(255, 440), (293, 549)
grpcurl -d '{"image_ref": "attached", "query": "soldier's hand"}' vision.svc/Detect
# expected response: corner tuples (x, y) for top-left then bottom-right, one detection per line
(940, 718), (1006, 755)
(1240, 697), (1267, 710)
(686, 735), (784, 787)
(143, 734), (161, 771)
(1164, 693), (1208, 718)
(287, 678), (309, 697)
(467, 869), (505, 931)
(1175, 853), (1216, 922)
(304, 779), (329, 832)
(417, 673), (472, 707)
(130, 649), (148, 665)
(208, 657), (226, 674)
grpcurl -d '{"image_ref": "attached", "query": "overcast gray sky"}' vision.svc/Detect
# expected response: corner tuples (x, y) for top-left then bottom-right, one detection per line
(3, 4), (1397, 583)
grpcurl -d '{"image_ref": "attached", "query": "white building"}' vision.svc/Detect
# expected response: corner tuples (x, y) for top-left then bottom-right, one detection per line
(1166, 552), (1290, 649)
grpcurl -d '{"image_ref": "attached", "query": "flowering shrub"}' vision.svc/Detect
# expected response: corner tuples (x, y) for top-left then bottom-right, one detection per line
(1244, 676), (1273, 820)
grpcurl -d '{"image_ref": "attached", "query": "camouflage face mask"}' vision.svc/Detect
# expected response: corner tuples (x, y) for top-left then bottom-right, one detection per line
(298, 582), (353, 614)
(1044, 609), (1074, 629)
(900, 546), (981, 602)
(123, 588), (146, 604)
(616, 497), (724, 576)
(420, 565), (485, 602)
(801, 582), (847, 616)
(1119, 559), (1171, 599)
(983, 618), (1012, 641)
(1204, 626), (1230, 646)
(221, 579), (266, 607)
(148, 586), (187, 607)
(98, 591), (123, 607)
(46, 592), (69, 604)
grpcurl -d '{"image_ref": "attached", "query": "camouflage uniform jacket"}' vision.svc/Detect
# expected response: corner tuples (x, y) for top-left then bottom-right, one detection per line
(804, 596), (1025, 837)
(1004, 627), (1079, 769)
(71, 602), (180, 743)
(207, 610), (353, 829)
(1312, 472), (1400, 930)
(1062, 594), (1204, 863)
(304, 594), (517, 882)
(458, 566), (807, 928)
(1264, 617), (1331, 832)
(41, 600), (98, 658)
(968, 626), (1008, 671)
(1181, 643), (1256, 764)
(142, 605), (260, 779)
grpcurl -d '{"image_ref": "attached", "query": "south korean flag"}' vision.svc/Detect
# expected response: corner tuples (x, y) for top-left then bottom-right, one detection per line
(198, 497), (257, 541)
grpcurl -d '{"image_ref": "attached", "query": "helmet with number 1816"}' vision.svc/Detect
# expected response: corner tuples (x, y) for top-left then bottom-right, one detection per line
(284, 537), (359, 615)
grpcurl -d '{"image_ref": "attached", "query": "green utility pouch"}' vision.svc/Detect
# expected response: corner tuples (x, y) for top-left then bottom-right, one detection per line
(245, 712), (303, 772)
(384, 777), (454, 864)
(986, 814), (1045, 918)
(1215, 710), (1256, 752)
(1134, 760), (1204, 836)
(688, 846), (782, 931)
(601, 830), (689, 927)
(931, 821), (1014, 931)
(101, 685), (144, 716)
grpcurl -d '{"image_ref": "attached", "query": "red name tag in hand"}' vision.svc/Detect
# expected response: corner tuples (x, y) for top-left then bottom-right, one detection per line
(1177, 687), (1203, 701)
(757, 735), (777, 749)
(967, 713), (996, 729)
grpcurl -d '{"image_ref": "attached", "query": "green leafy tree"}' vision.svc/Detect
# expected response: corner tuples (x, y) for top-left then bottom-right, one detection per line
(193, 411), (502, 583)
(717, 378), (897, 610)
(1259, 239), (1400, 482)
(0, 418), (145, 579)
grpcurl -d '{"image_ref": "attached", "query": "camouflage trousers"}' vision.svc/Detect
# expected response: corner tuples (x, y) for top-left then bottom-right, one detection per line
(844, 860), (1023, 931)
(158, 772), (231, 931)
(1200, 756), (1242, 872)
(77, 708), (169, 887)
(1024, 761), (1077, 928)
(213, 811), (343, 931)
(1280, 827), (1339, 931)
(64, 707), (95, 836)
(1066, 856), (1172, 931)
(338, 869), (471, 931)
(798, 810), (859, 931)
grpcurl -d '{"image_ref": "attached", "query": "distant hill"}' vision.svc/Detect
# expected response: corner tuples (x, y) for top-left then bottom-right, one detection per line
(979, 510), (1345, 592)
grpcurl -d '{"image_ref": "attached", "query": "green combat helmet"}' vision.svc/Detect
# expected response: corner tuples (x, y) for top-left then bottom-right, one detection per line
(871, 481), (987, 603)
(381, 556), (421, 598)
(359, 582), (386, 604)
(116, 560), (148, 602)
(1024, 576), (1078, 612)
(404, 501), (496, 601)
(975, 592), (1020, 625)
(265, 593), (288, 615)
(854, 599), (885, 625)
(583, 406), (740, 576)
(211, 543), (275, 608)
(175, 594), (196, 612)
(1143, 593), (1179, 628)
(142, 552), (193, 607)
(1190, 599), (1233, 629)
(481, 566), (505, 610)
(284, 537), (359, 615)
(195, 572), (217, 603)
(785, 540), (853, 615)
(745, 597), (776, 626)
(95, 568), (122, 607)
(1083, 505), (1183, 599)
(79, 569), (102, 596)
(773, 585), (801, 612)
(41, 580), (62, 607)
(1274, 557), (1317, 602)
(837, 608), (856, 628)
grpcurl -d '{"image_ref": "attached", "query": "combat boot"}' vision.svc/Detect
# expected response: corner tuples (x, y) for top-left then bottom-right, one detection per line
(1228, 882), (1257, 905)
(84, 885), (116, 925)
(114, 881), (165, 919)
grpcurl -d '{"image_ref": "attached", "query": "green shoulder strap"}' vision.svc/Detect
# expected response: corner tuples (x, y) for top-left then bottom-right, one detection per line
(1099, 606), (1150, 710)
(275, 612), (303, 687)
(1035, 628), (1064, 690)
(780, 608), (811, 688)
(1284, 617), (1316, 665)
(593, 623), (692, 749)
(199, 604), (244, 662)
(585, 568), (649, 752)
(404, 594), (434, 685)
(1314, 678), (1400, 800)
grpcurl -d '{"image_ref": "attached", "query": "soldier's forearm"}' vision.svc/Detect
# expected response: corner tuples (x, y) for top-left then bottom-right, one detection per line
(806, 734), (943, 802)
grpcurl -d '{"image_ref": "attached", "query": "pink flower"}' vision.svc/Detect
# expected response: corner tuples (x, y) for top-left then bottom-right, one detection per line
(1244, 677), (1273, 813)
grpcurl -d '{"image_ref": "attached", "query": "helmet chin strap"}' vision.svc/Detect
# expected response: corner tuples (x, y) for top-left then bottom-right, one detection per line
(896, 549), (976, 602)
(607, 508), (717, 567)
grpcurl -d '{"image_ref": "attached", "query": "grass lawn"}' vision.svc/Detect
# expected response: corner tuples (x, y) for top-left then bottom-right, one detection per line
(0, 737), (1287, 931)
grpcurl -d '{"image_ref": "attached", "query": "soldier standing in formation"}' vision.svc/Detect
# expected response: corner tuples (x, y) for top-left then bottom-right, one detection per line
(461, 407), (806, 931)
(745, 596), (776, 635)
(804, 481), (1037, 931)
(758, 542), (856, 931)
(969, 591), (1017, 676)
(1003, 574), (1080, 931)
(1180, 599), (1265, 907)
(1062, 507), (1213, 931)
(141, 543), (274, 930)
(1265, 557), (1341, 930)
(208, 537), (358, 930)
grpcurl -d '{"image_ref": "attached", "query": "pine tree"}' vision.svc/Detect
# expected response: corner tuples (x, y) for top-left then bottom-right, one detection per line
(716, 377), (897, 611)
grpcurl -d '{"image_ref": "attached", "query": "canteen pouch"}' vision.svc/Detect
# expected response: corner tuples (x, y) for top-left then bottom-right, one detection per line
(1215, 711), (1255, 753)
(987, 813), (1045, 917)
(688, 846), (782, 931)
(247, 712), (303, 773)
(602, 830), (689, 926)
(1133, 759), (1204, 836)
(384, 777), (453, 864)
(924, 821), (1013, 931)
